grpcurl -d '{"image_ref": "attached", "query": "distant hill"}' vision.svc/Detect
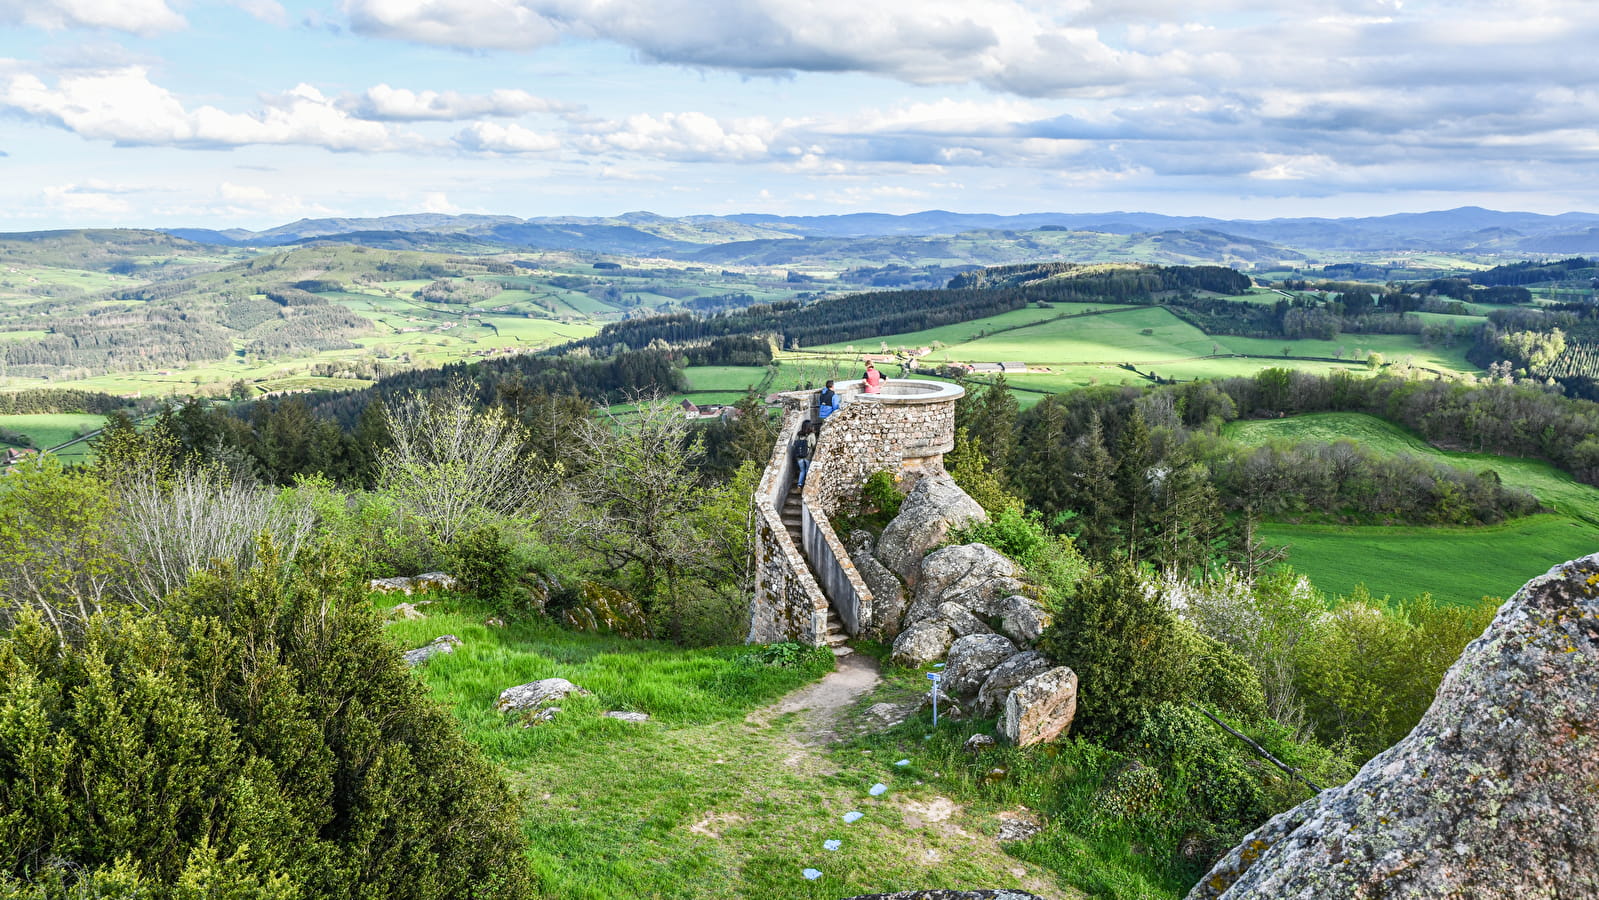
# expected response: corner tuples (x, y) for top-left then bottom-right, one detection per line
(158, 206), (1599, 257)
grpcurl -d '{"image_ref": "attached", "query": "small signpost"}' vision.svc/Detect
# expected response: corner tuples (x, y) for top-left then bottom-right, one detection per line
(927, 671), (943, 726)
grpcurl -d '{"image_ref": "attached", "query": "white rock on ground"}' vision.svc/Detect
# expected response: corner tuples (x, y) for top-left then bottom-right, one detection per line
(496, 677), (591, 713)
(401, 634), (461, 667)
(999, 667), (1078, 747)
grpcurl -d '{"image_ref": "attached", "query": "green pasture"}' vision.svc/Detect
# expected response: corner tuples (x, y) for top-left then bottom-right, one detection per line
(1225, 413), (1599, 525)
(0, 412), (107, 449)
(1218, 332), (1477, 374)
(683, 366), (771, 393)
(1260, 515), (1598, 609)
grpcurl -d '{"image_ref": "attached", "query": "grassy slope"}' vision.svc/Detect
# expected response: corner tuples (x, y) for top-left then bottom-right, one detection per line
(383, 601), (1082, 900)
(1226, 412), (1599, 605)
(1258, 515), (1596, 607)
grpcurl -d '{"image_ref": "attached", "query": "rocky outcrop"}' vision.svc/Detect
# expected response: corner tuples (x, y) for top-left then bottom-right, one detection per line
(905, 544), (1023, 624)
(854, 548), (908, 638)
(937, 601), (993, 638)
(401, 634), (461, 667)
(975, 651), (1053, 718)
(999, 667), (1078, 747)
(368, 572), (458, 595)
(891, 619), (956, 667)
(943, 634), (1019, 697)
(560, 581), (650, 638)
(1187, 554), (1599, 900)
(997, 595), (1050, 647)
(875, 475), (986, 584)
(496, 677), (591, 713)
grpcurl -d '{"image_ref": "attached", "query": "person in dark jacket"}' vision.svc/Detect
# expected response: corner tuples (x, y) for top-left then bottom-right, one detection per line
(793, 420), (816, 486)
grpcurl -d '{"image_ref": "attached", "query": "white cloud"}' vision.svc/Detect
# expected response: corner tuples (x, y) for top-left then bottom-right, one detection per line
(452, 121), (560, 154)
(233, 0), (288, 26)
(576, 112), (773, 161)
(0, 0), (184, 34)
(341, 84), (573, 121)
(2, 67), (402, 151)
(421, 191), (459, 213)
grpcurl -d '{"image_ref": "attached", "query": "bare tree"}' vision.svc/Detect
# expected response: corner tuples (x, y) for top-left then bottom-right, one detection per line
(113, 465), (316, 603)
(378, 383), (544, 544)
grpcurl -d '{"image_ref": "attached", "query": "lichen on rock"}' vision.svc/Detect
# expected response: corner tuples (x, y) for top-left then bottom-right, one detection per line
(1187, 553), (1599, 900)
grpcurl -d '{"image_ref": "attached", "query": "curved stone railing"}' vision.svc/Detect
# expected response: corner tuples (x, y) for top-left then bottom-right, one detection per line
(750, 379), (963, 645)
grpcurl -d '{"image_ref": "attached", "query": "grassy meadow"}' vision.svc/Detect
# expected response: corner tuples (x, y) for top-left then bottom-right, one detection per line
(1259, 515), (1597, 608)
(382, 599), (1096, 900)
(1226, 412), (1599, 606)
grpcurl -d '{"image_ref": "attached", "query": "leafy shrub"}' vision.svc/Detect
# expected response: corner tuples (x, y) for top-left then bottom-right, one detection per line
(954, 506), (1090, 611)
(0, 553), (533, 900)
(861, 470), (903, 520)
(1185, 633), (1269, 724)
(1295, 590), (1495, 760)
(1129, 704), (1267, 832)
(448, 523), (522, 610)
(1039, 564), (1193, 737)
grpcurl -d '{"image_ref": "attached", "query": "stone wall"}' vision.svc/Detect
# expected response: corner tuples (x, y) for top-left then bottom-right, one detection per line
(748, 403), (829, 645)
(748, 379), (962, 645)
(807, 381), (961, 518)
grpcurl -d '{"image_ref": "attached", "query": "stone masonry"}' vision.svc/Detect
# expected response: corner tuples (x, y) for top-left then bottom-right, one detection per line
(749, 379), (963, 645)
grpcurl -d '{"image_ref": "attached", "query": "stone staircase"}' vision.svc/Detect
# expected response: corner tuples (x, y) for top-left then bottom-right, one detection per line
(782, 488), (851, 656)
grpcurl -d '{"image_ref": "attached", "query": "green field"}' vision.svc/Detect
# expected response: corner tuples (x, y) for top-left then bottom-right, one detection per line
(1228, 413), (1599, 605)
(1225, 413), (1599, 525)
(683, 366), (772, 393)
(811, 304), (1472, 393)
(1259, 515), (1597, 607)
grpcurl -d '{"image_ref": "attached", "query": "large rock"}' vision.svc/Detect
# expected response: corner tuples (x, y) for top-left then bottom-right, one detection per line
(891, 619), (956, 668)
(905, 544), (1024, 625)
(975, 651), (1053, 718)
(560, 581), (649, 638)
(937, 602), (993, 638)
(999, 667), (1078, 747)
(875, 475), (987, 584)
(496, 677), (591, 713)
(943, 634), (1020, 698)
(401, 634), (461, 667)
(855, 547), (908, 638)
(997, 594), (1050, 647)
(1186, 554), (1599, 900)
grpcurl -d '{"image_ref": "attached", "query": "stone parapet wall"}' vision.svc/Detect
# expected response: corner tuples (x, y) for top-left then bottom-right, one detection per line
(808, 386), (960, 518)
(749, 380), (962, 645)
(748, 405), (829, 645)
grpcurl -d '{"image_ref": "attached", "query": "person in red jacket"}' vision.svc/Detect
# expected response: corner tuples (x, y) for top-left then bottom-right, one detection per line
(862, 362), (883, 394)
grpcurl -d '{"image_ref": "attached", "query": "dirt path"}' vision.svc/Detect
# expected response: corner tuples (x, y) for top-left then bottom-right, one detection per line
(740, 652), (1075, 899)
(749, 651), (882, 744)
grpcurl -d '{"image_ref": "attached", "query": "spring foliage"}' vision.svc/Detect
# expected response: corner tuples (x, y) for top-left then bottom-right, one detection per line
(0, 553), (533, 900)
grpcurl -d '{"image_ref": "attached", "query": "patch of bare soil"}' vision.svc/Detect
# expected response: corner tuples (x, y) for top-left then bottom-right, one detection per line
(747, 651), (883, 745)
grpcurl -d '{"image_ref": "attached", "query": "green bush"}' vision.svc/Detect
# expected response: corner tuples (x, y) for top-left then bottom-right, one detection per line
(1129, 704), (1267, 833)
(447, 523), (522, 610)
(1295, 590), (1495, 760)
(0, 552), (533, 900)
(955, 506), (1090, 612)
(861, 470), (903, 520)
(1039, 564), (1192, 737)
(1185, 633), (1269, 724)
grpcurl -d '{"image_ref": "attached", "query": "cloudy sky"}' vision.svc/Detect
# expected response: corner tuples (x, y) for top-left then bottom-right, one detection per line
(2, 0), (1597, 230)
